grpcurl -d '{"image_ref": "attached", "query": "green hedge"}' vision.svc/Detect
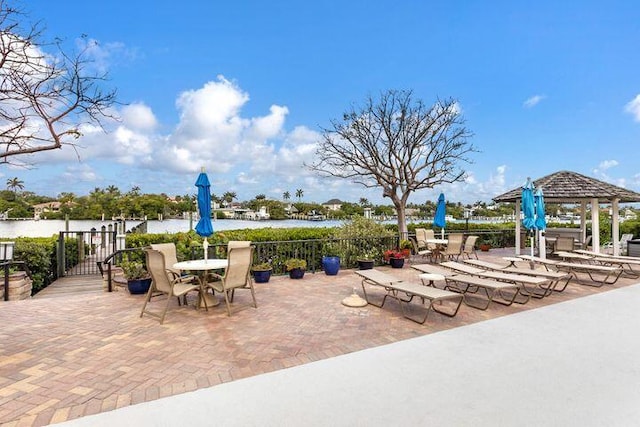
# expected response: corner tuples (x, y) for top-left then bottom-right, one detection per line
(5, 237), (58, 293)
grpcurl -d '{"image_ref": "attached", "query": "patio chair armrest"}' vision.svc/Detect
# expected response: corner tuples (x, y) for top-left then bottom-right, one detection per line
(209, 272), (223, 281)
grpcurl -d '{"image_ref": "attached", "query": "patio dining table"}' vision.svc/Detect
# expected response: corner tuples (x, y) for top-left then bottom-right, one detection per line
(426, 238), (448, 262)
(173, 259), (228, 309)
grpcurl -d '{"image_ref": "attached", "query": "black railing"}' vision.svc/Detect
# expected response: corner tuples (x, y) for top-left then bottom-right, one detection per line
(1, 261), (32, 301)
(98, 247), (146, 292)
(96, 228), (518, 291)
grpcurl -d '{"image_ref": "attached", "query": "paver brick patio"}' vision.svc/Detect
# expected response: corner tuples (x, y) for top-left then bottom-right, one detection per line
(1, 248), (637, 426)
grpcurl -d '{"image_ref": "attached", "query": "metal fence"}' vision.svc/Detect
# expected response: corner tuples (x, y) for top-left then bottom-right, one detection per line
(98, 228), (518, 291)
(57, 229), (117, 276)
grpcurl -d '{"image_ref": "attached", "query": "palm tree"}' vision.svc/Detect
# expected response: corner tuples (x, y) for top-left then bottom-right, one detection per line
(295, 188), (303, 201)
(359, 197), (370, 207)
(222, 191), (236, 206)
(283, 191), (290, 202)
(255, 194), (266, 200)
(105, 185), (120, 196)
(6, 177), (24, 194)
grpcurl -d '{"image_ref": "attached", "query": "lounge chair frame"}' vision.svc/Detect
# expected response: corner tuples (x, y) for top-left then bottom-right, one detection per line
(462, 259), (572, 295)
(519, 255), (623, 286)
(411, 264), (527, 310)
(355, 269), (463, 324)
(440, 261), (551, 299)
(571, 250), (640, 279)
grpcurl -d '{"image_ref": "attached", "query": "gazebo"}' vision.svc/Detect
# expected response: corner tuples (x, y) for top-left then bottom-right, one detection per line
(493, 170), (640, 256)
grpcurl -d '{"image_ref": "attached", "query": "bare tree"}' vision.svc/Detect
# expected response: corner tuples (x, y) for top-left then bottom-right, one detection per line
(308, 89), (475, 237)
(0, 1), (116, 164)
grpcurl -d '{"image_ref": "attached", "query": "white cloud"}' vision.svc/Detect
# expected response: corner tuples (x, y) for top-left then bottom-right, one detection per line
(76, 38), (136, 73)
(523, 95), (546, 108)
(598, 160), (618, 171)
(62, 164), (99, 182)
(121, 103), (157, 131)
(624, 94), (640, 122)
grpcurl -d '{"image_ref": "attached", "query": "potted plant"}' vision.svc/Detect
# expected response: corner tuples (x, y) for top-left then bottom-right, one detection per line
(356, 248), (378, 270)
(322, 243), (341, 276)
(479, 243), (491, 252)
(285, 258), (307, 279)
(332, 215), (395, 267)
(251, 262), (273, 283)
(384, 250), (405, 268)
(120, 258), (152, 294)
(399, 239), (413, 258)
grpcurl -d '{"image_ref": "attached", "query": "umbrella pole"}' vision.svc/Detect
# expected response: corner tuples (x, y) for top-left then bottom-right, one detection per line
(441, 229), (445, 239)
(203, 238), (209, 261)
(530, 236), (534, 258)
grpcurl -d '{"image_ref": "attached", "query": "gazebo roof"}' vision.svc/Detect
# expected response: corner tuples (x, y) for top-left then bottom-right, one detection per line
(493, 170), (640, 204)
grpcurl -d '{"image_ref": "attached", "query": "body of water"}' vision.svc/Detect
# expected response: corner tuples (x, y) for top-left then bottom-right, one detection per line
(0, 218), (346, 238)
(0, 217), (516, 239)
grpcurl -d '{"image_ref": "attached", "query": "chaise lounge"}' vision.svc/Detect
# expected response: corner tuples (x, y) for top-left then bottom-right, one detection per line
(518, 255), (623, 286)
(411, 263), (528, 310)
(354, 269), (464, 324)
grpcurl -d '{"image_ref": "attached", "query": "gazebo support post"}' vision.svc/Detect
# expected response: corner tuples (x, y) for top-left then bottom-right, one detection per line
(515, 199), (521, 255)
(612, 199), (620, 256)
(580, 201), (587, 248)
(591, 199), (600, 253)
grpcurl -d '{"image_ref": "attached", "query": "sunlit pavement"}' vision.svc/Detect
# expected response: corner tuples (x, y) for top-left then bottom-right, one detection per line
(1, 248), (639, 426)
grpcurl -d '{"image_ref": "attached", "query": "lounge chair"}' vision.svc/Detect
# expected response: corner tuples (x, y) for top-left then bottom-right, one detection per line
(439, 261), (551, 299)
(603, 233), (634, 255)
(411, 263), (526, 310)
(461, 235), (479, 259)
(440, 233), (464, 261)
(462, 258), (572, 293)
(140, 248), (202, 324)
(553, 236), (576, 253)
(410, 236), (432, 262)
(354, 269), (463, 324)
(567, 250), (640, 279)
(205, 244), (257, 316)
(518, 255), (623, 286)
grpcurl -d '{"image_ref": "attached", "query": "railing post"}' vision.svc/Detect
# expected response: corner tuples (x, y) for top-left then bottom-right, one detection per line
(107, 263), (113, 292)
(57, 232), (65, 278)
(3, 263), (9, 301)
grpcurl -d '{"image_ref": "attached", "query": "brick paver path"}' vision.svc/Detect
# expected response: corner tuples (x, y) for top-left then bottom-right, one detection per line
(1, 249), (637, 426)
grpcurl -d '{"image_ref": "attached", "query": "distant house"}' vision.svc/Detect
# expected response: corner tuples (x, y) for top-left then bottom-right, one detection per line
(284, 204), (298, 216)
(32, 201), (63, 214)
(32, 201), (73, 219)
(623, 209), (638, 221)
(322, 199), (343, 211)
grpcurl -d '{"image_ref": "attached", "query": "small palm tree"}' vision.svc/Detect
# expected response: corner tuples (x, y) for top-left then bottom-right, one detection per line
(222, 191), (237, 206)
(283, 191), (291, 202)
(6, 177), (24, 194)
(295, 188), (303, 201)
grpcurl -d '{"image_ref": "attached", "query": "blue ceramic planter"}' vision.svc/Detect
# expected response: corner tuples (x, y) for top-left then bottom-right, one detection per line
(288, 268), (305, 279)
(322, 256), (340, 275)
(253, 269), (272, 283)
(127, 278), (152, 294)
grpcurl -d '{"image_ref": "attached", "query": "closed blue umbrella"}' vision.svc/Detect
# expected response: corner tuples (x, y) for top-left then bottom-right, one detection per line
(534, 187), (546, 231)
(433, 193), (446, 239)
(195, 169), (214, 259)
(521, 178), (536, 257)
(534, 187), (547, 258)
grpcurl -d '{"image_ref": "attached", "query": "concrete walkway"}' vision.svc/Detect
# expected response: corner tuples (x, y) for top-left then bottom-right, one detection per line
(55, 283), (640, 427)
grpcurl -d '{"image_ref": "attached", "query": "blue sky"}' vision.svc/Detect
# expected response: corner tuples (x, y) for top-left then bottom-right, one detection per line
(7, 1), (640, 205)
